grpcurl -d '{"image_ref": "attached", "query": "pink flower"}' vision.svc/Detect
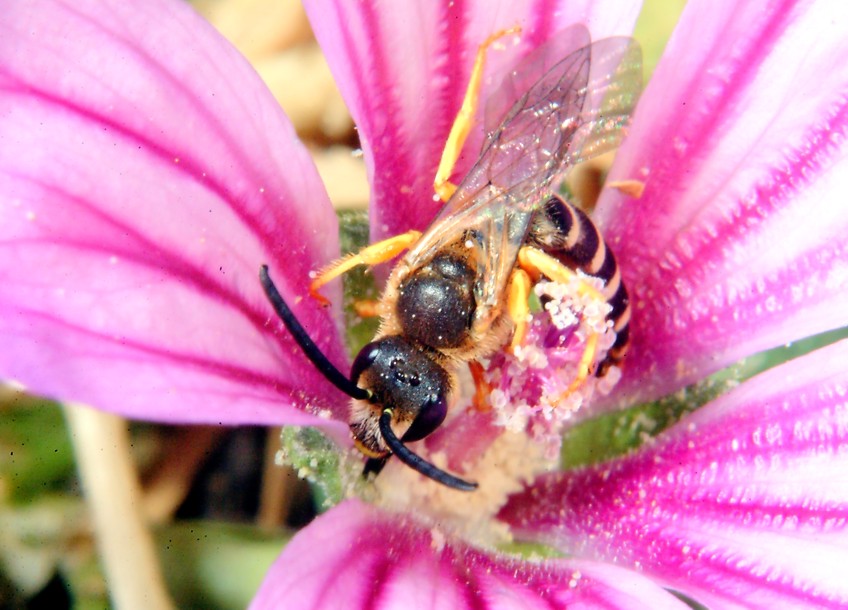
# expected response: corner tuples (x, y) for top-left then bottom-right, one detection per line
(2, 0), (848, 608)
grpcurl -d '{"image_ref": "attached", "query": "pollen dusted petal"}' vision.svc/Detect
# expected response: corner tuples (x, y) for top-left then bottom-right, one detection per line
(500, 338), (848, 609)
(250, 499), (690, 610)
(0, 0), (350, 429)
(303, 0), (641, 242)
(594, 0), (848, 408)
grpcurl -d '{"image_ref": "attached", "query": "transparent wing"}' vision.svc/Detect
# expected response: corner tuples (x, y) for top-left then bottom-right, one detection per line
(405, 27), (642, 323)
(483, 27), (642, 173)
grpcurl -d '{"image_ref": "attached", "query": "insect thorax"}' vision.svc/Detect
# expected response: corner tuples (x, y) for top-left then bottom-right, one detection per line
(395, 251), (478, 350)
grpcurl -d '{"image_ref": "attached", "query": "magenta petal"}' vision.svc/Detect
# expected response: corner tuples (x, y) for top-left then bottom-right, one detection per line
(595, 0), (848, 406)
(500, 338), (848, 609)
(0, 0), (349, 430)
(305, 0), (642, 241)
(251, 499), (689, 610)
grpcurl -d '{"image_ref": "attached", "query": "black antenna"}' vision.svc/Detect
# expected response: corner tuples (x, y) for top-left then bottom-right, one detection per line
(260, 265), (371, 402)
(379, 409), (478, 491)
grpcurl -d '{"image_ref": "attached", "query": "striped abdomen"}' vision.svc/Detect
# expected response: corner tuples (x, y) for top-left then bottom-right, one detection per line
(526, 195), (630, 374)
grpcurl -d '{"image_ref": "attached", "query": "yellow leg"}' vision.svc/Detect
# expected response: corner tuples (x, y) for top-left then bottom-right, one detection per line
(555, 332), (599, 405)
(607, 179), (645, 199)
(507, 267), (532, 350)
(517, 247), (604, 399)
(309, 230), (421, 305)
(352, 299), (382, 318)
(517, 247), (605, 302)
(434, 26), (521, 203)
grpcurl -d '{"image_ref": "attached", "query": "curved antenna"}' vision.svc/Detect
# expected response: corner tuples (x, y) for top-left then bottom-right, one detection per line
(379, 409), (478, 491)
(259, 265), (371, 402)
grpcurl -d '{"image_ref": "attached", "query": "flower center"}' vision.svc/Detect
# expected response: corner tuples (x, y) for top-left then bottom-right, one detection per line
(361, 277), (621, 546)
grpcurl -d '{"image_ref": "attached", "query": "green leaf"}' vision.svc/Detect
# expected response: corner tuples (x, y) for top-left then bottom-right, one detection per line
(0, 395), (75, 504)
(562, 326), (848, 468)
(561, 378), (728, 468)
(338, 209), (380, 356)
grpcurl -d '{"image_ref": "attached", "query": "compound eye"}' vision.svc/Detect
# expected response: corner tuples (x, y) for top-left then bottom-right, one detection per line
(350, 341), (381, 386)
(401, 391), (448, 443)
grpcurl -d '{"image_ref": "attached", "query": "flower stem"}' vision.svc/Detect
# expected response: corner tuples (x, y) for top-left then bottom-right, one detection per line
(64, 404), (173, 610)
(142, 426), (223, 524)
(257, 427), (288, 529)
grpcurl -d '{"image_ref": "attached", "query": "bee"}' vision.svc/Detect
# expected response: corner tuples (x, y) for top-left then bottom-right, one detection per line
(260, 25), (641, 491)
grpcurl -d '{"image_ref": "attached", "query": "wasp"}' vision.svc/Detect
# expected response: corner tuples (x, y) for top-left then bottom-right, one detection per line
(260, 25), (641, 491)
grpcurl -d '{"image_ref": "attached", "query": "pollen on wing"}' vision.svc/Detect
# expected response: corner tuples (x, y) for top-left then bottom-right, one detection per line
(485, 278), (620, 460)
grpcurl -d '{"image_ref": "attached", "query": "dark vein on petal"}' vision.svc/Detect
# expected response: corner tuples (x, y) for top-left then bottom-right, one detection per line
(646, 0), (801, 210)
(14, 307), (309, 398)
(2, 174), (346, 409)
(644, 534), (846, 608)
(363, 554), (395, 610)
(657, 89), (848, 293)
(333, 3), (377, 147)
(0, 80), (295, 267)
(3, 236), (334, 390)
(310, 530), (384, 609)
(50, 0), (288, 210)
(529, 0), (557, 46)
(431, 0), (468, 179)
(457, 558), (490, 610)
(1, 0), (328, 283)
(3, 173), (324, 357)
(626, 89), (848, 385)
(356, 0), (424, 235)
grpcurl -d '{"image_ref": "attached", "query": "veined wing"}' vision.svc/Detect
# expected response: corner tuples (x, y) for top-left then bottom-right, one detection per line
(483, 26), (642, 176)
(432, 26), (642, 225)
(405, 26), (642, 322)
